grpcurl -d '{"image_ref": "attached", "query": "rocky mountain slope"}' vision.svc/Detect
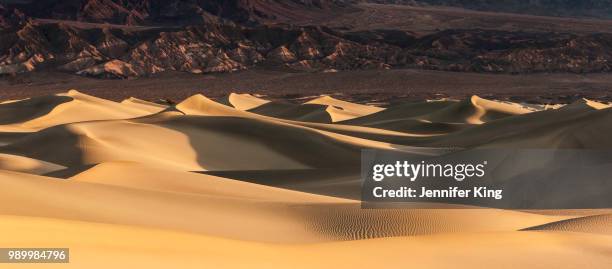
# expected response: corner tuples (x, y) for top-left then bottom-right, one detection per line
(367, 0), (612, 19)
(2, 0), (612, 78)
(0, 0), (349, 26)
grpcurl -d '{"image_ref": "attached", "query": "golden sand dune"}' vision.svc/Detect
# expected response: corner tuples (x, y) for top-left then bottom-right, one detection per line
(0, 168), (340, 243)
(569, 98), (612, 110)
(338, 96), (533, 135)
(69, 162), (344, 203)
(523, 214), (612, 235)
(173, 94), (439, 147)
(248, 100), (334, 122)
(225, 93), (271, 111)
(175, 94), (252, 117)
(0, 94), (72, 126)
(0, 94), (370, 170)
(0, 90), (160, 132)
(297, 206), (570, 240)
(0, 166), (573, 243)
(419, 95), (532, 124)
(120, 97), (167, 113)
(0, 91), (610, 268)
(1, 215), (611, 269)
(241, 95), (384, 123)
(339, 100), (463, 134)
(344, 99), (456, 125)
(305, 95), (385, 122)
(413, 98), (612, 148)
(2, 112), (377, 170)
(0, 153), (65, 175)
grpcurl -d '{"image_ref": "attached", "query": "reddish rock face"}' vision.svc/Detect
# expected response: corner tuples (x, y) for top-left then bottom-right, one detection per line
(1, 0), (612, 78)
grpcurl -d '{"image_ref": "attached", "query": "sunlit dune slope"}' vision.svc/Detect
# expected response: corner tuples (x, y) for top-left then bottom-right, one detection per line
(0, 91), (611, 269)
(522, 214), (612, 235)
(305, 95), (385, 122)
(0, 166), (573, 243)
(0, 90), (162, 132)
(338, 96), (534, 135)
(418, 95), (533, 124)
(120, 97), (167, 113)
(422, 98), (612, 148)
(0, 153), (65, 175)
(1, 113), (384, 171)
(1, 215), (611, 269)
(224, 93), (271, 111)
(235, 94), (385, 123)
(4, 93), (417, 171)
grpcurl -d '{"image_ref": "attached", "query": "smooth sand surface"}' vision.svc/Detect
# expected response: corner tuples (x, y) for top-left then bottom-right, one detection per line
(120, 97), (167, 113)
(225, 93), (271, 111)
(0, 91), (610, 268)
(0, 90), (161, 132)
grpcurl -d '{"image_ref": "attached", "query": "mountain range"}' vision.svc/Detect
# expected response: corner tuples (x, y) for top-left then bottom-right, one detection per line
(2, 0), (612, 78)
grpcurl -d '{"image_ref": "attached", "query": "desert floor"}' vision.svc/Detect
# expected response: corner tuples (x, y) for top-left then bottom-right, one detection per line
(0, 90), (610, 268)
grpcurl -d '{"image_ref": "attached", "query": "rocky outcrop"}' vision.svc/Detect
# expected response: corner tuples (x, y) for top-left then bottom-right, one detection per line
(1, 0), (347, 26)
(3, 19), (612, 77)
(410, 30), (612, 73)
(2, 1), (612, 77)
(76, 59), (141, 78)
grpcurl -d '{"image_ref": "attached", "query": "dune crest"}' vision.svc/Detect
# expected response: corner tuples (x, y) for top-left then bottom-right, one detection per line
(227, 93), (271, 111)
(121, 97), (167, 113)
(561, 98), (612, 111)
(420, 95), (532, 124)
(306, 95), (385, 122)
(0, 90), (160, 132)
(175, 94), (250, 117)
(523, 214), (612, 235)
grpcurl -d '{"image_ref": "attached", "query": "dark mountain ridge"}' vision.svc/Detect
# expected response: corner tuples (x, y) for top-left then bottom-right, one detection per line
(366, 0), (612, 19)
(2, 0), (612, 77)
(0, 0), (349, 26)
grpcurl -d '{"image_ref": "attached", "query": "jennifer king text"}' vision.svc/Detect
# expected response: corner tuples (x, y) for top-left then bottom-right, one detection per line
(372, 186), (503, 200)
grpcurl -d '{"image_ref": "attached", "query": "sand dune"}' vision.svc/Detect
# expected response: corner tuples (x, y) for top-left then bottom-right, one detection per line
(0, 168), (340, 243)
(225, 93), (271, 111)
(523, 214), (612, 235)
(402, 98), (612, 148)
(249, 100), (334, 122)
(0, 167), (574, 243)
(305, 95), (385, 122)
(338, 96), (533, 135)
(120, 97), (167, 113)
(4, 106), (418, 172)
(69, 162), (343, 203)
(569, 98), (612, 110)
(0, 91), (610, 268)
(1, 215), (611, 269)
(419, 95), (532, 124)
(344, 99), (456, 125)
(0, 153), (65, 175)
(0, 90), (161, 132)
(0, 94), (72, 126)
(244, 95), (384, 123)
